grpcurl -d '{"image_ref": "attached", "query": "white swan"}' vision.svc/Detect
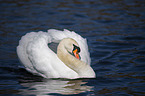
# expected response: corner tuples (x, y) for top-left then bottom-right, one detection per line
(17, 29), (96, 79)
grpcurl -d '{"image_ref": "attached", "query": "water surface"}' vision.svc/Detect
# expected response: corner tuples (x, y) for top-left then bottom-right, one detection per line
(0, 0), (145, 96)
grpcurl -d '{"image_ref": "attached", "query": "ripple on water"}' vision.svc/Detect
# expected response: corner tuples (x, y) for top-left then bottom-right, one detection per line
(0, 0), (145, 96)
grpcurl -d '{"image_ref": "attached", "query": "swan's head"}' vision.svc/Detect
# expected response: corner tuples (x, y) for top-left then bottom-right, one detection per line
(57, 38), (81, 60)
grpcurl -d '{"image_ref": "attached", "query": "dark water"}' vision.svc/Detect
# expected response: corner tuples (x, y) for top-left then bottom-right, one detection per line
(0, 0), (145, 96)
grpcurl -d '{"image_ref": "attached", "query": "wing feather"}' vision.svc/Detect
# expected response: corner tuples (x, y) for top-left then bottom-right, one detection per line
(17, 30), (79, 78)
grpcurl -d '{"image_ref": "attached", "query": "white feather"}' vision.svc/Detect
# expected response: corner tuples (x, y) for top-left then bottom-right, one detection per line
(17, 29), (93, 79)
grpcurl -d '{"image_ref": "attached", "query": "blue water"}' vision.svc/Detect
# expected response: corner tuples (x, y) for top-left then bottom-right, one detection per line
(0, 0), (145, 96)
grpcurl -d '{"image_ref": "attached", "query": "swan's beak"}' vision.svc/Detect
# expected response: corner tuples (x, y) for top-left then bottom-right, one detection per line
(73, 49), (80, 59)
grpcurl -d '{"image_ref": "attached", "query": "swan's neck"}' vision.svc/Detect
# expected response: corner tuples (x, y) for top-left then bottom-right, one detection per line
(57, 41), (95, 78)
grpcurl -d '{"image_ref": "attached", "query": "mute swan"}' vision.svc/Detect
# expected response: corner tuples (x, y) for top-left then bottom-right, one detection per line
(17, 29), (96, 79)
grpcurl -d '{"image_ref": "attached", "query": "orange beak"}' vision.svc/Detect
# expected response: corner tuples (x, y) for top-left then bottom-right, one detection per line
(73, 49), (80, 59)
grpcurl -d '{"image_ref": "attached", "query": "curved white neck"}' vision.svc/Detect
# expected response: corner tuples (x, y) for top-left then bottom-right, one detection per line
(57, 40), (95, 78)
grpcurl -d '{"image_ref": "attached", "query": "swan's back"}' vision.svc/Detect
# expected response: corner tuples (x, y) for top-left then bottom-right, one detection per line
(17, 29), (91, 78)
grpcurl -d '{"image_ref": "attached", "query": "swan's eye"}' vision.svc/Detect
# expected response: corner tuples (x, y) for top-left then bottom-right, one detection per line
(72, 44), (81, 59)
(73, 44), (80, 53)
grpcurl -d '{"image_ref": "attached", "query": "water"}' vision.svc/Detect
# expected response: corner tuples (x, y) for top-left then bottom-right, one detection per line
(0, 0), (145, 96)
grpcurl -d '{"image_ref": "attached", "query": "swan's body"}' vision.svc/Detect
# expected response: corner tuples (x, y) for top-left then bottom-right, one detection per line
(17, 29), (95, 79)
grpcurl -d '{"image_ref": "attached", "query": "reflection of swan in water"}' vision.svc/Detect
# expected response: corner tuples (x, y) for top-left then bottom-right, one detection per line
(17, 29), (95, 79)
(19, 79), (93, 95)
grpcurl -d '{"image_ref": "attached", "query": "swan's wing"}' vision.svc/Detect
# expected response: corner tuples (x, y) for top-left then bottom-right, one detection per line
(48, 29), (91, 65)
(17, 32), (40, 73)
(17, 31), (78, 78)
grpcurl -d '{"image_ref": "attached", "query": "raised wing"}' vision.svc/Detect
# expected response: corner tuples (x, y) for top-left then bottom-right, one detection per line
(17, 30), (78, 78)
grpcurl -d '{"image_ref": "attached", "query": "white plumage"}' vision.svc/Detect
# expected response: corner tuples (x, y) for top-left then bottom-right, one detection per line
(17, 29), (95, 79)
